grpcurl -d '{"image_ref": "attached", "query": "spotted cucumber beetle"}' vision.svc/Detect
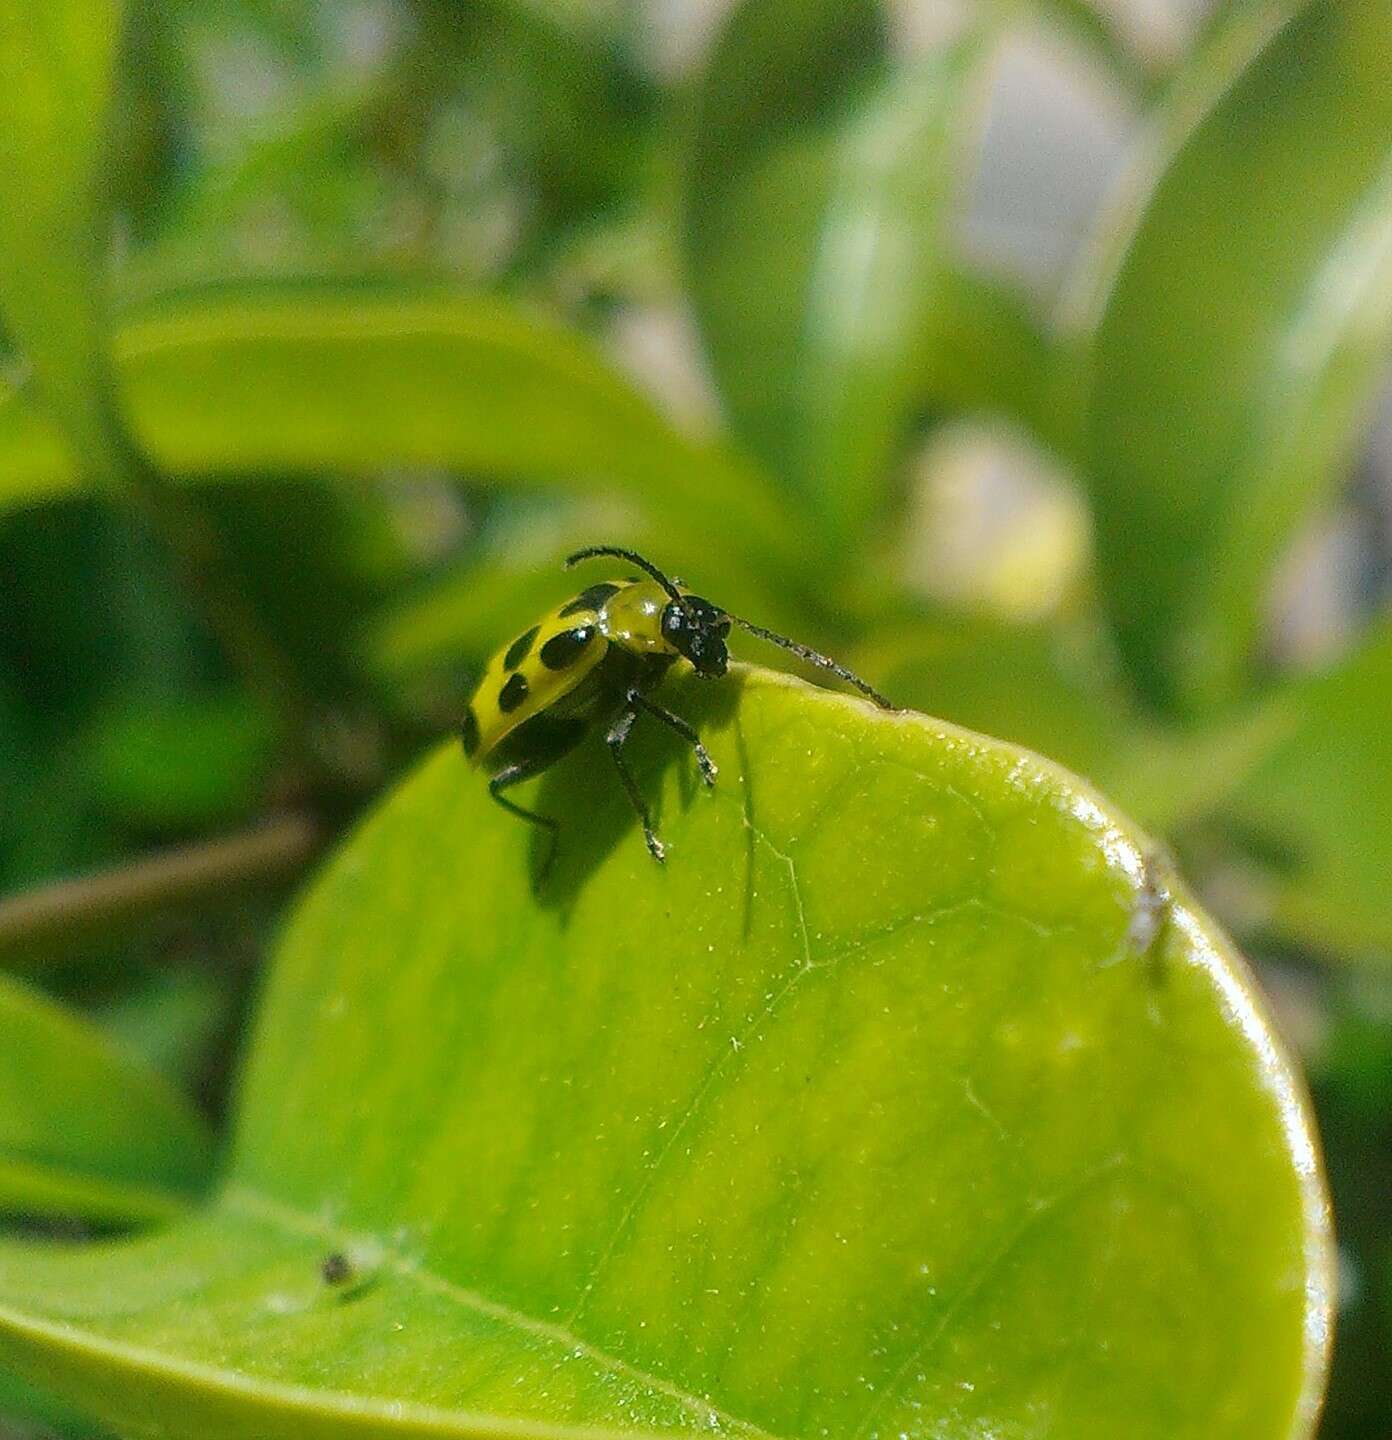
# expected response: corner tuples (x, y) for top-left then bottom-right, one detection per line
(461, 546), (893, 869)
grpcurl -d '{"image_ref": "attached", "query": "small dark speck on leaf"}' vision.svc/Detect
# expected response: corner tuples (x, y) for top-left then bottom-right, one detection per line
(321, 1251), (354, 1286)
(318, 1247), (381, 1302)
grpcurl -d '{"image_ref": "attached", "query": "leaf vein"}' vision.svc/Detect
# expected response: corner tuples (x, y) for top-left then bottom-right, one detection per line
(222, 1185), (779, 1439)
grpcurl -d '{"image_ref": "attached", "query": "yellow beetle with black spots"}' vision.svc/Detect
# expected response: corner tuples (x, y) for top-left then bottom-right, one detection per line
(462, 546), (893, 869)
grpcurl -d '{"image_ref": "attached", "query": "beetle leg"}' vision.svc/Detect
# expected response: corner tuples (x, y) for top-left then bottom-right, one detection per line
(628, 689), (717, 786)
(489, 761), (560, 878)
(606, 704), (665, 863)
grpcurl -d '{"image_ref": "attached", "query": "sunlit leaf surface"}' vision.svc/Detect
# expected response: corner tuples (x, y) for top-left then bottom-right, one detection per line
(0, 671), (1329, 1438)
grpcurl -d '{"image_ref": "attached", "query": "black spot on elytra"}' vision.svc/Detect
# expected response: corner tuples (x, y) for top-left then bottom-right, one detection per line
(540, 625), (595, 671)
(504, 626), (539, 671)
(559, 582), (619, 618)
(499, 672), (529, 713)
(461, 708), (480, 756)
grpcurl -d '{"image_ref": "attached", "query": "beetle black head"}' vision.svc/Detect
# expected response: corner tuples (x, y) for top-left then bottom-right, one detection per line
(662, 595), (730, 678)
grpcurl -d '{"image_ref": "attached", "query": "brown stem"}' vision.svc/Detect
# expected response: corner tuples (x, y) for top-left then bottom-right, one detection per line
(0, 814), (321, 963)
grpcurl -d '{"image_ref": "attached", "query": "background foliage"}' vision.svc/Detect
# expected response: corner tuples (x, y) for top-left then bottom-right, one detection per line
(0, 0), (1387, 1434)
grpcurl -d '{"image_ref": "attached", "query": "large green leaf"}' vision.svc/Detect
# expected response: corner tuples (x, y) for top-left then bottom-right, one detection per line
(0, 670), (1329, 1437)
(1223, 616), (1392, 957)
(1075, 0), (1392, 714)
(0, 2), (127, 486)
(0, 285), (798, 572)
(0, 972), (212, 1227)
(685, 1), (987, 548)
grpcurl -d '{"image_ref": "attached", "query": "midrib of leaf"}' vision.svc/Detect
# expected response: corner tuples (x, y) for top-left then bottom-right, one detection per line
(0, 1290), (749, 1440)
(220, 1185), (778, 1440)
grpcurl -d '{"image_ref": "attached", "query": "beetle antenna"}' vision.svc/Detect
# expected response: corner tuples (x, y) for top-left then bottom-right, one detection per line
(566, 546), (691, 613)
(727, 615), (895, 710)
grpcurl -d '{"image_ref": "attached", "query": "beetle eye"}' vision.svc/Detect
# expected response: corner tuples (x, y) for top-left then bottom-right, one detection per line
(662, 602), (686, 635)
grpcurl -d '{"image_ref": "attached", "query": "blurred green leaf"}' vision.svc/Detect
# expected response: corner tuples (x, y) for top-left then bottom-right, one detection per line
(1029, 0), (1164, 98)
(0, 386), (74, 510)
(113, 0), (196, 246)
(793, 41), (990, 544)
(0, 972), (212, 1227)
(1224, 615), (1392, 956)
(0, 284), (798, 572)
(0, 4), (315, 751)
(0, 1364), (107, 1440)
(152, 81), (393, 261)
(1074, 0), (1392, 714)
(686, 0), (988, 550)
(860, 613), (1292, 833)
(686, 0), (885, 471)
(0, 679), (32, 882)
(97, 966), (236, 1096)
(0, 747), (109, 901)
(87, 692), (277, 833)
(197, 478), (421, 702)
(0, 501), (203, 741)
(918, 271), (1064, 451)
(0, 500), (228, 891)
(0, 3), (128, 485)
(438, 0), (650, 259)
(1309, 976), (1392, 1438)
(366, 497), (652, 684)
(0, 671), (1329, 1437)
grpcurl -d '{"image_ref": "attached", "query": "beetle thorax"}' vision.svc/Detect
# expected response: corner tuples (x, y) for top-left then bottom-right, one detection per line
(596, 580), (679, 655)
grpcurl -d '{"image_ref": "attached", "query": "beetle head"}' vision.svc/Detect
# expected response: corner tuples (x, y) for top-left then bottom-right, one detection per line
(662, 596), (730, 678)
